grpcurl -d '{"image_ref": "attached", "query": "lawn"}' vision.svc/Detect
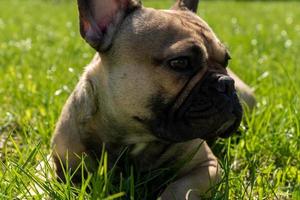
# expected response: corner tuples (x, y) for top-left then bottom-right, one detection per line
(0, 0), (299, 199)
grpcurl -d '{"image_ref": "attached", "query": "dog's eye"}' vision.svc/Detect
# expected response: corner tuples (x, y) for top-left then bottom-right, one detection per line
(168, 57), (190, 72)
(223, 52), (231, 68)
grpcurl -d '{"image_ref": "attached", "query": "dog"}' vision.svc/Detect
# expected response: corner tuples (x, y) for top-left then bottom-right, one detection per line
(51, 0), (255, 199)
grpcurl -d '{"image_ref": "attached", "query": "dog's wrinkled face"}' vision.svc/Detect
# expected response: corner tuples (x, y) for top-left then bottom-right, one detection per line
(78, 0), (243, 142)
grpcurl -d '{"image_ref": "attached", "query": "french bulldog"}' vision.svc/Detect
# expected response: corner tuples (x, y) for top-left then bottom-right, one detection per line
(51, 0), (255, 199)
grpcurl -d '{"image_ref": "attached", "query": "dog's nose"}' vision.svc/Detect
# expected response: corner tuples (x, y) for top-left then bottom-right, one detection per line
(216, 76), (235, 94)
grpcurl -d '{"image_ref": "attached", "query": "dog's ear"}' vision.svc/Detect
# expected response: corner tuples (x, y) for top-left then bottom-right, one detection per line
(172, 0), (199, 13)
(77, 0), (141, 51)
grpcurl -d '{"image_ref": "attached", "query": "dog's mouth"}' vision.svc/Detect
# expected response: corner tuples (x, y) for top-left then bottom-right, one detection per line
(150, 71), (243, 142)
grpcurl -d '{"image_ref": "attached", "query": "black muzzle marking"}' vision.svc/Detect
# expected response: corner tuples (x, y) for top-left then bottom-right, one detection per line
(154, 68), (243, 142)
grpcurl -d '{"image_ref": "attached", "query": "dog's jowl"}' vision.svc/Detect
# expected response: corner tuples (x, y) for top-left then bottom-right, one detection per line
(51, 0), (255, 199)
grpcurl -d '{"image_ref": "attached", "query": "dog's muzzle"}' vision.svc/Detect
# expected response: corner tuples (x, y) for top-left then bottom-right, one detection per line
(153, 69), (243, 142)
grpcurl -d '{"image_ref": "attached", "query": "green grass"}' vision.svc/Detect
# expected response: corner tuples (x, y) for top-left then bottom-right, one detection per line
(0, 0), (300, 199)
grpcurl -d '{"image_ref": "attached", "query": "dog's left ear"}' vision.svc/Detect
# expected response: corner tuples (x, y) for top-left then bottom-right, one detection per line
(77, 0), (141, 52)
(172, 0), (199, 13)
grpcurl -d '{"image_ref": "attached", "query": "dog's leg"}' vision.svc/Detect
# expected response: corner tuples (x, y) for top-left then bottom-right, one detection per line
(160, 142), (221, 200)
(228, 69), (256, 110)
(51, 121), (86, 182)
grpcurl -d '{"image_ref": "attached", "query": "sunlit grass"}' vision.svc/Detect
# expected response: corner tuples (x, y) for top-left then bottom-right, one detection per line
(0, 0), (299, 199)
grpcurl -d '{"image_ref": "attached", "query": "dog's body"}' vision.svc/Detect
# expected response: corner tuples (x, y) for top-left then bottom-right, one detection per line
(51, 0), (255, 199)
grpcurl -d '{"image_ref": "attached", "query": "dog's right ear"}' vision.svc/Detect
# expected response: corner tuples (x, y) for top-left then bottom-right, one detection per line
(77, 0), (141, 52)
(172, 0), (199, 13)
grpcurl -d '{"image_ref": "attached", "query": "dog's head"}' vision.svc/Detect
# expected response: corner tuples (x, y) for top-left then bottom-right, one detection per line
(77, 0), (243, 142)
